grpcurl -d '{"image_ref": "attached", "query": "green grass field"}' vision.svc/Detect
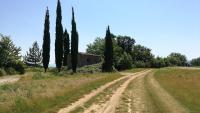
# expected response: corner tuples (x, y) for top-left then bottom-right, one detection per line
(154, 68), (200, 113)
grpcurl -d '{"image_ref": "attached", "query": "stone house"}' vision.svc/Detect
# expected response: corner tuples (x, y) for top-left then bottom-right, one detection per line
(67, 52), (101, 68)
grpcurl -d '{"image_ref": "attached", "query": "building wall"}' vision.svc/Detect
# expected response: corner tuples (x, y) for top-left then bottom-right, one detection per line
(67, 53), (101, 68)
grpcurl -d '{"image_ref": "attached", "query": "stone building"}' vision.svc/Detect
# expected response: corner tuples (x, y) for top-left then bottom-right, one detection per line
(67, 52), (101, 68)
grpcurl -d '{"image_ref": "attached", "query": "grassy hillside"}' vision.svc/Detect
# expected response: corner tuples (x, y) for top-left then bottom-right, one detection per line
(154, 68), (200, 113)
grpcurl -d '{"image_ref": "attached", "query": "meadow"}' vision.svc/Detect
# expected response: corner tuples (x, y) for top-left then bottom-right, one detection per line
(154, 68), (200, 113)
(0, 70), (122, 113)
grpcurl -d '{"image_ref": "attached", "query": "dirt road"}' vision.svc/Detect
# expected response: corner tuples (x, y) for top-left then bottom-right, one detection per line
(58, 69), (189, 113)
(117, 71), (189, 113)
(58, 70), (150, 113)
(0, 76), (20, 85)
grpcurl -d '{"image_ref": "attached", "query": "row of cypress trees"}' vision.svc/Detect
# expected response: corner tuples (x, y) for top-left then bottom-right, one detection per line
(42, 0), (78, 73)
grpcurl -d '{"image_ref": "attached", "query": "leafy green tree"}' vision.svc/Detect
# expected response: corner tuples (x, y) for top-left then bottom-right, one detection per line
(0, 35), (21, 68)
(55, 0), (63, 71)
(63, 29), (70, 66)
(86, 37), (105, 56)
(24, 41), (42, 66)
(131, 44), (154, 67)
(117, 36), (135, 53)
(151, 57), (166, 68)
(71, 7), (79, 73)
(116, 52), (133, 70)
(167, 53), (187, 66)
(102, 26), (113, 72)
(42, 7), (51, 72)
(191, 57), (200, 66)
(0, 35), (25, 74)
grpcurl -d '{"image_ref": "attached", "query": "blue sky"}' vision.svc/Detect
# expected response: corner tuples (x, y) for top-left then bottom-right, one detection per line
(0, 0), (200, 64)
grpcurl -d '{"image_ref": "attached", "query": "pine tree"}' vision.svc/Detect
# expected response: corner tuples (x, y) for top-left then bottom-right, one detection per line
(63, 29), (70, 66)
(55, 0), (63, 71)
(24, 41), (42, 67)
(102, 26), (113, 72)
(71, 7), (79, 73)
(42, 7), (51, 72)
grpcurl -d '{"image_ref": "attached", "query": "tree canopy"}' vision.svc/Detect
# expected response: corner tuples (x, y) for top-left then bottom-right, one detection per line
(0, 35), (21, 68)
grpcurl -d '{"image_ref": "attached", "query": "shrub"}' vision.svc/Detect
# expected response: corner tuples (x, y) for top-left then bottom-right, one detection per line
(77, 63), (102, 74)
(0, 68), (6, 76)
(14, 61), (25, 74)
(5, 67), (17, 75)
(133, 61), (146, 68)
(116, 52), (133, 70)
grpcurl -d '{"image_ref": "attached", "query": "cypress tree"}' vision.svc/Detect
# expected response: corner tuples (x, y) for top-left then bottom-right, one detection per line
(42, 7), (50, 72)
(63, 29), (70, 66)
(71, 7), (79, 73)
(102, 26), (113, 72)
(55, 0), (63, 71)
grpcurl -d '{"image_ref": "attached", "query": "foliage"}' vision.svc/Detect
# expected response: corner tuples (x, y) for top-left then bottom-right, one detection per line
(71, 7), (79, 73)
(0, 35), (21, 68)
(55, 0), (64, 71)
(102, 26), (113, 72)
(63, 29), (70, 66)
(131, 44), (154, 67)
(77, 63), (102, 73)
(133, 61), (146, 68)
(24, 41), (42, 67)
(13, 61), (25, 74)
(151, 57), (166, 68)
(167, 53), (187, 66)
(190, 57), (200, 66)
(116, 52), (133, 70)
(0, 68), (6, 77)
(42, 8), (51, 72)
(0, 35), (25, 75)
(86, 37), (105, 56)
(5, 67), (17, 75)
(117, 35), (135, 53)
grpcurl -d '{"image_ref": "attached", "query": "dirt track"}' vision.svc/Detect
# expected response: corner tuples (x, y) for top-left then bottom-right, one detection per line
(0, 76), (20, 85)
(58, 70), (150, 113)
(58, 69), (189, 113)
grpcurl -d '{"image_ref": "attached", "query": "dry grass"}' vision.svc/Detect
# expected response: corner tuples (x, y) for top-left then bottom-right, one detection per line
(0, 72), (123, 113)
(154, 68), (200, 113)
(123, 68), (147, 73)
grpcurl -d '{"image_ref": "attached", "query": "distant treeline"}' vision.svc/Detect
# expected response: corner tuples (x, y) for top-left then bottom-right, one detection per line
(86, 34), (198, 70)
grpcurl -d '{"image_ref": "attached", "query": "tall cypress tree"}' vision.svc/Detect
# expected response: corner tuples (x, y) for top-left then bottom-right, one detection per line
(71, 7), (79, 73)
(102, 26), (113, 72)
(55, 0), (63, 71)
(42, 7), (50, 72)
(63, 29), (70, 66)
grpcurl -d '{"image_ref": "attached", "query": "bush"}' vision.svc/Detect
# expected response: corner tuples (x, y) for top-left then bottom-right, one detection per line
(0, 68), (6, 76)
(5, 67), (17, 75)
(133, 61), (146, 68)
(14, 62), (25, 74)
(77, 63), (102, 73)
(116, 52), (133, 70)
